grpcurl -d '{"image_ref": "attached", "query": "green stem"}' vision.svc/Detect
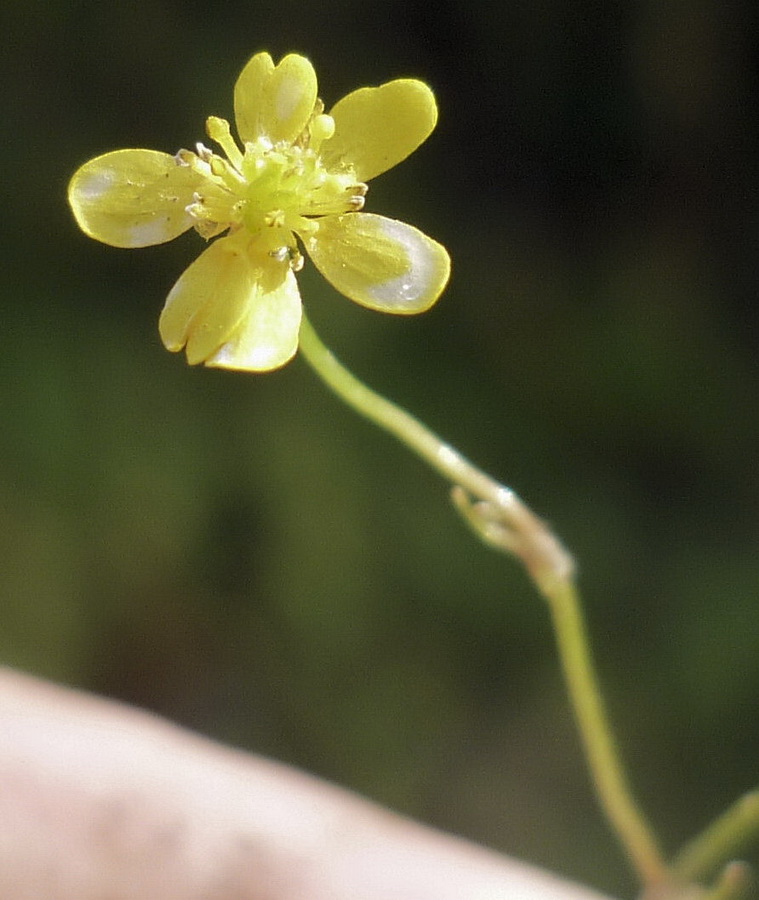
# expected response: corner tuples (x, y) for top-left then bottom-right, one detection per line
(701, 862), (755, 900)
(297, 310), (668, 887)
(673, 791), (759, 884)
(548, 579), (668, 886)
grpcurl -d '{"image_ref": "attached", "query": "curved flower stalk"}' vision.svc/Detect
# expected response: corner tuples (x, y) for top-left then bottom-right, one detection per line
(67, 51), (758, 900)
(68, 52), (450, 371)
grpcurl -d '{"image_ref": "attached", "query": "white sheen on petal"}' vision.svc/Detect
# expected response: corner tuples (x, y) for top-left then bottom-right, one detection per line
(159, 236), (253, 364)
(129, 219), (182, 247)
(304, 213), (450, 314)
(275, 74), (304, 127)
(366, 218), (445, 308)
(234, 52), (317, 146)
(68, 149), (203, 248)
(75, 169), (114, 200)
(206, 267), (302, 372)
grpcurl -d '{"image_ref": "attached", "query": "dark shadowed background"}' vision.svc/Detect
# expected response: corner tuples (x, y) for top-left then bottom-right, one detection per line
(2, 1), (758, 896)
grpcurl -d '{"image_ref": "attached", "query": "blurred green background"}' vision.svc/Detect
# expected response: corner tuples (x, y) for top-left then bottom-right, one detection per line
(2, 0), (758, 895)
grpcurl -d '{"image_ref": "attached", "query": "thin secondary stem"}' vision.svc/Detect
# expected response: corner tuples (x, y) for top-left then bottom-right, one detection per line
(673, 791), (759, 884)
(297, 310), (668, 888)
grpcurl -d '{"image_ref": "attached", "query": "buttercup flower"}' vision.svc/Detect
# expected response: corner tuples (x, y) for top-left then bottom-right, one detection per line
(68, 52), (450, 371)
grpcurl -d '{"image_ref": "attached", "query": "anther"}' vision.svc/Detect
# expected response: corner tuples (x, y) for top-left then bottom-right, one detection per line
(195, 143), (214, 163)
(309, 113), (335, 149)
(264, 210), (286, 228)
(209, 157), (227, 177)
(174, 150), (193, 167)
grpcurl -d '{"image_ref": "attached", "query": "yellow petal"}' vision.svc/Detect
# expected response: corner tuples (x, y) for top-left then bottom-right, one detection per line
(67, 149), (204, 248)
(234, 52), (318, 146)
(159, 235), (251, 363)
(320, 80), (437, 182)
(304, 213), (450, 314)
(159, 234), (301, 371)
(206, 267), (301, 371)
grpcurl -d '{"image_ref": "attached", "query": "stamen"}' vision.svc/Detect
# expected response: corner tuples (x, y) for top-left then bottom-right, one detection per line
(295, 218), (318, 237)
(206, 116), (244, 171)
(175, 148), (213, 178)
(195, 142), (214, 163)
(193, 219), (228, 240)
(264, 209), (286, 228)
(209, 155), (247, 192)
(309, 114), (335, 151)
(269, 243), (305, 272)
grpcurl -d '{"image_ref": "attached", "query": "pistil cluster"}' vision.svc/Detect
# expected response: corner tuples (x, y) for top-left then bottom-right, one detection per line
(179, 112), (368, 272)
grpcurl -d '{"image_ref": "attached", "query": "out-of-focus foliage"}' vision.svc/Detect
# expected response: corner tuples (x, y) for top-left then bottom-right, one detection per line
(1, 1), (758, 896)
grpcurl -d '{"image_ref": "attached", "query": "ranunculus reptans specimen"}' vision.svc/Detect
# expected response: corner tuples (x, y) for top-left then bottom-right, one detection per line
(68, 52), (450, 371)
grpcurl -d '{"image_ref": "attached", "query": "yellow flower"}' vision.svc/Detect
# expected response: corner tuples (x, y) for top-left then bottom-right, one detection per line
(68, 52), (450, 371)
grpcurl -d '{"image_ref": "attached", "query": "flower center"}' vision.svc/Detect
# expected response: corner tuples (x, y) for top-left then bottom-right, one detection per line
(178, 113), (367, 269)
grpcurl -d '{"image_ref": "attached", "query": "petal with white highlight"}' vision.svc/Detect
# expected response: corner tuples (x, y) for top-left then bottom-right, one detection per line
(206, 267), (302, 372)
(304, 213), (450, 313)
(67, 149), (204, 248)
(159, 235), (253, 363)
(234, 52), (318, 146)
